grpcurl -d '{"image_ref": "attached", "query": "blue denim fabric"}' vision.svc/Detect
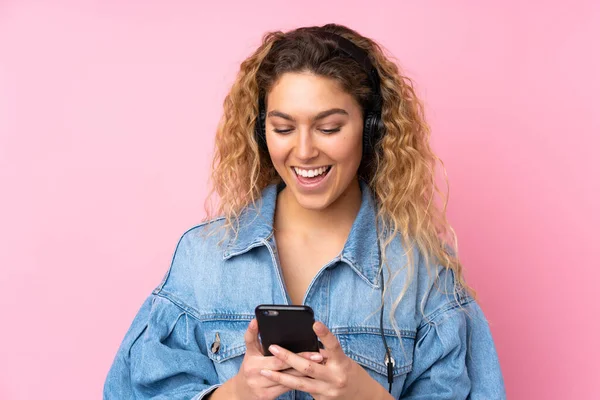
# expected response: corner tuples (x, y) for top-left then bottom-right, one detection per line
(104, 180), (506, 399)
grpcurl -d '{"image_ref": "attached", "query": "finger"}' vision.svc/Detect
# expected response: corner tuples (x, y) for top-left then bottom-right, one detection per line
(318, 348), (331, 361)
(262, 367), (307, 376)
(313, 321), (343, 361)
(261, 355), (293, 371)
(260, 369), (324, 394)
(267, 360), (323, 375)
(282, 368), (308, 377)
(300, 348), (331, 361)
(243, 319), (262, 355)
(269, 345), (325, 379)
(256, 378), (285, 389)
(298, 351), (324, 363)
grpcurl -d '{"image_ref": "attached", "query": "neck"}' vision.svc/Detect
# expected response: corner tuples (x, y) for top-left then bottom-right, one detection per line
(274, 177), (362, 240)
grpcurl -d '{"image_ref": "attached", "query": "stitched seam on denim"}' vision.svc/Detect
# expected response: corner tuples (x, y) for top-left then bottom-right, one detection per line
(302, 256), (340, 305)
(145, 293), (250, 360)
(152, 291), (256, 323)
(337, 333), (414, 373)
(348, 353), (413, 376)
(223, 241), (267, 259)
(207, 343), (247, 362)
(199, 313), (255, 321)
(223, 228), (275, 260)
(185, 313), (189, 345)
(224, 219), (273, 255)
(332, 326), (416, 338)
(418, 297), (475, 330)
(339, 255), (380, 288)
(348, 350), (413, 373)
(152, 291), (203, 321)
(324, 270), (330, 328)
(262, 236), (289, 304)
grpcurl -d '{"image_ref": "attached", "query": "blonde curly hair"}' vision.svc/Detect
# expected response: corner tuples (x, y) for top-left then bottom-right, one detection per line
(204, 23), (477, 332)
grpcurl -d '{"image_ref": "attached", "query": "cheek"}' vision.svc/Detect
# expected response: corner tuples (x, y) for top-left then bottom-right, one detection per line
(328, 133), (363, 165)
(266, 138), (288, 169)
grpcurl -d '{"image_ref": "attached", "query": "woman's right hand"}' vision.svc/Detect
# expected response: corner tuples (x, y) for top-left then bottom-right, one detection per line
(228, 318), (324, 400)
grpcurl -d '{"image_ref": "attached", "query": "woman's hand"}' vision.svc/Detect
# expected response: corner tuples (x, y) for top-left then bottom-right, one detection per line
(258, 321), (392, 400)
(228, 319), (324, 400)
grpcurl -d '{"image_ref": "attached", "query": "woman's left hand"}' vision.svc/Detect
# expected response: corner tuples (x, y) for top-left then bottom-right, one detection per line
(259, 321), (392, 400)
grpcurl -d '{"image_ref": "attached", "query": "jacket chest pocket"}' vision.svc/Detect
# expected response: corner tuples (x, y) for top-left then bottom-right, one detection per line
(201, 319), (249, 382)
(336, 329), (415, 389)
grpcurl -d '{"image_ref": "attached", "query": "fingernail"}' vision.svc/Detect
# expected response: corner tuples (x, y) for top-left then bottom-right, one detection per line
(314, 322), (324, 333)
(310, 354), (323, 361)
(260, 369), (272, 377)
(269, 345), (279, 354)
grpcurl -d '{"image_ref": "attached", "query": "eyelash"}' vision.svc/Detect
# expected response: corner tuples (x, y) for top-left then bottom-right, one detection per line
(273, 128), (341, 134)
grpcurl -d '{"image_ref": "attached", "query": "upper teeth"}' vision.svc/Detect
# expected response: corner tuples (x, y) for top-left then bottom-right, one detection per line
(294, 166), (330, 178)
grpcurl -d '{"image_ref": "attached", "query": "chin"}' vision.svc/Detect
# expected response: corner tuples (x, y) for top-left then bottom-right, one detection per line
(297, 198), (331, 211)
(291, 190), (333, 211)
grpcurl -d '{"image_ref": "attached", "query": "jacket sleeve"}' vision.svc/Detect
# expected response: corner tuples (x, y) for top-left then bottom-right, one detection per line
(103, 292), (221, 399)
(399, 298), (506, 399)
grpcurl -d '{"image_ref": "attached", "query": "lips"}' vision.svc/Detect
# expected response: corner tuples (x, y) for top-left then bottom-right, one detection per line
(292, 165), (332, 189)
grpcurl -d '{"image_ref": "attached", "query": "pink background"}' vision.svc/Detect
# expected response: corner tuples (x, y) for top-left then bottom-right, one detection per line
(1, 1), (598, 399)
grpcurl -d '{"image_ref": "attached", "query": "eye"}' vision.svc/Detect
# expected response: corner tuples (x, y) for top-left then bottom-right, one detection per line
(272, 127), (341, 134)
(273, 128), (293, 134)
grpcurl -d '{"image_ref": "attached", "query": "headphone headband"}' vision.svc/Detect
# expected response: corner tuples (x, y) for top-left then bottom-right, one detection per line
(311, 30), (382, 108)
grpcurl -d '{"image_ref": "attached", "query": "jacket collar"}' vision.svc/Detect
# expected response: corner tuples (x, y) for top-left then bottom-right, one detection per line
(223, 179), (382, 287)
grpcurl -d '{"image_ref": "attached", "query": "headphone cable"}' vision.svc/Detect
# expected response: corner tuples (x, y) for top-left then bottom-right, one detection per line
(379, 242), (394, 394)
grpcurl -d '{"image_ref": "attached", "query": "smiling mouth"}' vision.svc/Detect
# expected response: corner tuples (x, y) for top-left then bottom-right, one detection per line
(292, 165), (332, 178)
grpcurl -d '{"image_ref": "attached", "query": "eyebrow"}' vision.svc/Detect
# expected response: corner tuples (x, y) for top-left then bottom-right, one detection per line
(267, 108), (349, 122)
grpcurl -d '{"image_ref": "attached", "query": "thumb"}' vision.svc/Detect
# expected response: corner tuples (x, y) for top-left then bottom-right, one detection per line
(244, 319), (263, 355)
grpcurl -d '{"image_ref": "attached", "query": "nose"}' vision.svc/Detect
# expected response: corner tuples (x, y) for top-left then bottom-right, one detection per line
(295, 128), (319, 160)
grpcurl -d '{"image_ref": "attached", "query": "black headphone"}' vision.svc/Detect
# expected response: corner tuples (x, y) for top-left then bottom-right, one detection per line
(254, 30), (386, 164)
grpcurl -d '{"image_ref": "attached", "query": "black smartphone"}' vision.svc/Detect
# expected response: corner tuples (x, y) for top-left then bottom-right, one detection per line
(255, 304), (320, 356)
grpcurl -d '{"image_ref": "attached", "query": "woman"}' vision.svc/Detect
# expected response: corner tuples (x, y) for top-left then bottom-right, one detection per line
(104, 23), (506, 399)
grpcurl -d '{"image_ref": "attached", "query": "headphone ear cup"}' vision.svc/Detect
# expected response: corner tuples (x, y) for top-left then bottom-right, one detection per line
(361, 110), (384, 179)
(362, 112), (373, 156)
(363, 110), (381, 156)
(374, 115), (385, 148)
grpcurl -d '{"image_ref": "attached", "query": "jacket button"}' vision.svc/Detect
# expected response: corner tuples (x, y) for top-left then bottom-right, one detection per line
(211, 332), (221, 354)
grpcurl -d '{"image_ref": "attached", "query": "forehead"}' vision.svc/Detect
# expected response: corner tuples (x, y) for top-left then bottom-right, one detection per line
(267, 72), (359, 112)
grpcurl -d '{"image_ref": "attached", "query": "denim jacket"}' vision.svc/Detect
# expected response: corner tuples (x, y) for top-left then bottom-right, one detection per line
(104, 180), (506, 399)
